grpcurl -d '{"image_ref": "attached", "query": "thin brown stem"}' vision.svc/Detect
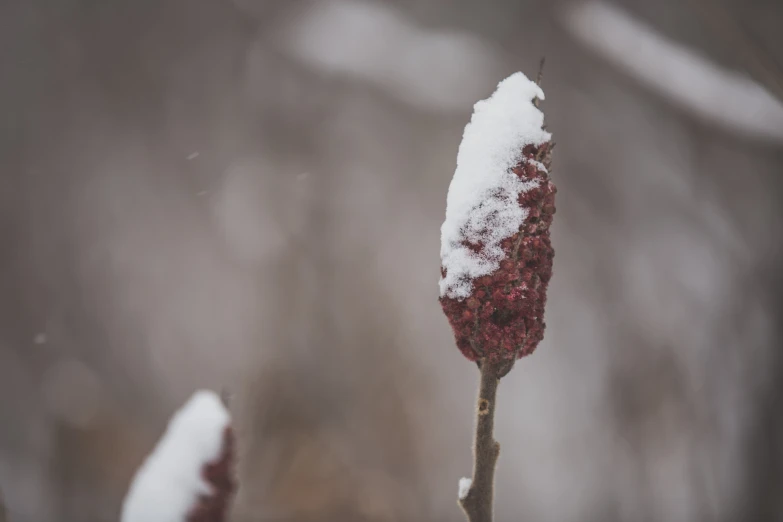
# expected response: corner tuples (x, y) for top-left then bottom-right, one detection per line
(459, 359), (501, 522)
(0, 488), (7, 522)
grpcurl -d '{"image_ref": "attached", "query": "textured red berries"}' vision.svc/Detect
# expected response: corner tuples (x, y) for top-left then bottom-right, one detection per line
(440, 142), (555, 376)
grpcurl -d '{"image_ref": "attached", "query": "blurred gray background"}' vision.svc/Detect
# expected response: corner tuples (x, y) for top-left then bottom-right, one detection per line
(0, 0), (782, 521)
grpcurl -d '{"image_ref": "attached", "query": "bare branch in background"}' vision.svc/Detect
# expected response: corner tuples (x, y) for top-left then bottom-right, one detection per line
(688, 0), (783, 104)
(563, 0), (783, 142)
(276, 0), (504, 113)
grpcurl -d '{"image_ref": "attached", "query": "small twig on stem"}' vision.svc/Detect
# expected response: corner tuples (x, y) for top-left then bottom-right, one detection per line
(536, 57), (546, 87)
(459, 359), (501, 522)
(533, 57), (546, 108)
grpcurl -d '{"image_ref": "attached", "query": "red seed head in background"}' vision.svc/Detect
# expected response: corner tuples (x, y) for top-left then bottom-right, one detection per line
(186, 426), (236, 522)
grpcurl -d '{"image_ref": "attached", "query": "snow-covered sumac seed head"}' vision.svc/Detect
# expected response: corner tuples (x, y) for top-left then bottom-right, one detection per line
(438, 72), (555, 376)
(186, 426), (236, 522)
(440, 149), (554, 373)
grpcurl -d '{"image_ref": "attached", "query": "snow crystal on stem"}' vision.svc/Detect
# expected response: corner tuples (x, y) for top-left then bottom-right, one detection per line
(440, 72), (551, 300)
(120, 390), (231, 522)
(458, 477), (472, 500)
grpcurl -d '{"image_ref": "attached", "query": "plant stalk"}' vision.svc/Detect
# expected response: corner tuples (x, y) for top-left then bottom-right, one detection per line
(459, 359), (501, 522)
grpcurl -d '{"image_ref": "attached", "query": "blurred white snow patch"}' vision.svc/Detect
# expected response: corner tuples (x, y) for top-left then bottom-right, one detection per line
(279, 0), (503, 112)
(41, 359), (100, 429)
(440, 73), (550, 299)
(563, 1), (783, 142)
(121, 390), (230, 522)
(458, 477), (472, 500)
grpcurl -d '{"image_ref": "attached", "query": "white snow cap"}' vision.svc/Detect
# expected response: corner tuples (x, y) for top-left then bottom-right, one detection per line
(440, 72), (551, 299)
(458, 477), (472, 500)
(120, 390), (231, 522)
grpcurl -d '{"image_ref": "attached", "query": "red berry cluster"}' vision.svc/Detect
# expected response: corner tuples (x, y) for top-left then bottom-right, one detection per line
(187, 427), (236, 522)
(440, 142), (555, 376)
